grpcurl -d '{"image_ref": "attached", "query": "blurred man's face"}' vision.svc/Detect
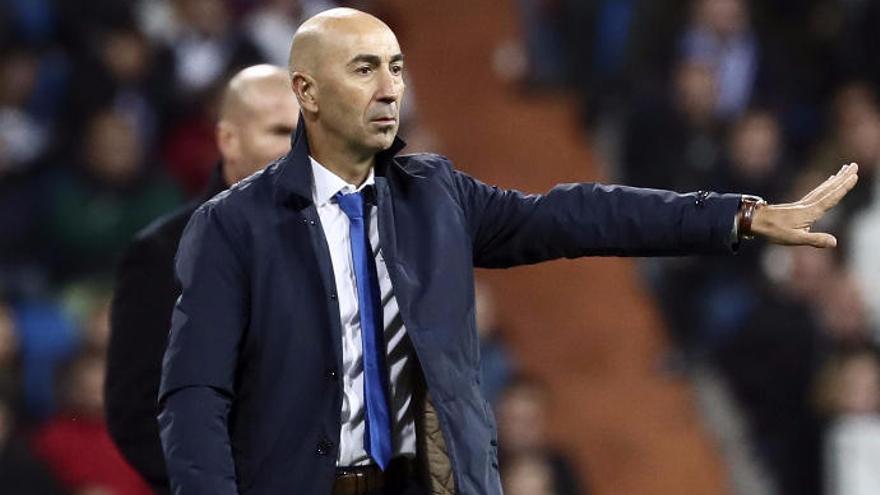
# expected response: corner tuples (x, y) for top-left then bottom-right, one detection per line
(700, 0), (748, 37)
(731, 112), (780, 179)
(86, 111), (141, 185)
(312, 21), (405, 155)
(837, 354), (880, 414)
(497, 387), (547, 454)
(176, 0), (229, 36)
(102, 30), (149, 82)
(676, 62), (716, 123)
(224, 87), (299, 182)
(66, 357), (106, 419)
(0, 305), (17, 368)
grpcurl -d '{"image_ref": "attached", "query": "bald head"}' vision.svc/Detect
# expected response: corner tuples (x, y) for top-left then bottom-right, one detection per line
(216, 64), (300, 184)
(288, 8), (392, 76)
(220, 64), (293, 123)
(287, 8), (405, 174)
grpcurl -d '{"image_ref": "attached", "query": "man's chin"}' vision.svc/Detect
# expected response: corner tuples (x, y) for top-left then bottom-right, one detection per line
(368, 132), (398, 151)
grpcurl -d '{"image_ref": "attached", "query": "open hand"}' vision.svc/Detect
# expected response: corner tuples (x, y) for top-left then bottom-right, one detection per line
(751, 163), (859, 248)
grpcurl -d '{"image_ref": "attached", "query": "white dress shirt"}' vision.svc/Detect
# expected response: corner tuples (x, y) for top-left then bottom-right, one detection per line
(309, 157), (417, 467)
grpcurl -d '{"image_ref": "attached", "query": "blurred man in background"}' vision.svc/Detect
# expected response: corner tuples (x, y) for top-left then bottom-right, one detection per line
(497, 375), (587, 494)
(105, 63), (300, 493)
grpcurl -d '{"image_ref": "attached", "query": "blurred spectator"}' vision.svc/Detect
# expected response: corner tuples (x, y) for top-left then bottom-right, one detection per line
(142, 0), (267, 193)
(0, 0), (57, 45)
(244, 0), (336, 67)
(159, 91), (222, 194)
(817, 346), (880, 495)
(134, 0), (180, 44)
(622, 59), (721, 191)
(13, 298), (78, 421)
(817, 271), (872, 345)
(849, 190), (880, 337)
(497, 375), (587, 495)
(44, 107), (182, 282)
(0, 42), (68, 296)
(55, 0), (137, 54)
(680, 0), (758, 121)
(564, 0), (640, 124)
(157, 0), (264, 98)
(475, 280), (518, 405)
(0, 45), (50, 174)
(64, 23), (175, 156)
(0, 303), (22, 417)
(511, 0), (569, 89)
(810, 82), (880, 220)
(0, 392), (66, 494)
(716, 109), (788, 198)
(31, 350), (152, 495)
(713, 245), (844, 495)
(62, 282), (114, 354)
(836, 0), (880, 90)
(0, 166), (46, 297)
(503, 452), (561, 495)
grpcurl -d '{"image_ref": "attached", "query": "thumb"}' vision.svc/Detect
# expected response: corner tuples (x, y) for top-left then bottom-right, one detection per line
(792, 230), (837, 248)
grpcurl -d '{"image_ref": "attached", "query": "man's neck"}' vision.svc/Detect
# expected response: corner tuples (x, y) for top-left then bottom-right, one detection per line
(221, 164), (238, 187)
(306, 126), (374, 187)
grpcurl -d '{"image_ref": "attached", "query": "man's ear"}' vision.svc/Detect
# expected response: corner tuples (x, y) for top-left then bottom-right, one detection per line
(216, 120), (239, 160)
(291, 72), (318, 114)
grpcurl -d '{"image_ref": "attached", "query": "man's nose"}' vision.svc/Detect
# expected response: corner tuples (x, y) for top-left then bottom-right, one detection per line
(376, 68), (402, 103)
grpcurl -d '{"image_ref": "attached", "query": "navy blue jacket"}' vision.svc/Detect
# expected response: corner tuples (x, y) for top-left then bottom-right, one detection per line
(158, 123), (741, 494)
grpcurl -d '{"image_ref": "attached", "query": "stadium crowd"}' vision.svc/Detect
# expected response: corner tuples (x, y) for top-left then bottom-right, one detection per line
(512, 0), (880, 494)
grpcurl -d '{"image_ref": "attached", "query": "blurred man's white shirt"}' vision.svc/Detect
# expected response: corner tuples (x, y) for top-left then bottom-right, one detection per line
(826, 415), (880, 495)
(849, 178), (880, 340)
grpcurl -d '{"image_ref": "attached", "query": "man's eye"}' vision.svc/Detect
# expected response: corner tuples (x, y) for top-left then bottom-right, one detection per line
(356, 66), (372, 75)
(391, 65), (404, 75)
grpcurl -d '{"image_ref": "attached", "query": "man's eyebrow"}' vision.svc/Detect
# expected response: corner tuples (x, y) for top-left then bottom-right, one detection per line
(347, 53), (405, 65)
(348, 54), (381, 66)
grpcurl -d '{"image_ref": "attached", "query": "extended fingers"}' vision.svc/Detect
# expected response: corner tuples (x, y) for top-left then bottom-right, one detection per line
(801, 163), (857, 203)
(813, 167), (859, 211)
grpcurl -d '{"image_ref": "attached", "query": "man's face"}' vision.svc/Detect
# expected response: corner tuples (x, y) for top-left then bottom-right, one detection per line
(313, 24), (405, 155)
(226, 87), (299, 182)
(239, 90), (299, 172)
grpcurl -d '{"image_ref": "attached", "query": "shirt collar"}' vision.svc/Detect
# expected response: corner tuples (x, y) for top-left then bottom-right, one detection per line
(309, 156), (375, 207)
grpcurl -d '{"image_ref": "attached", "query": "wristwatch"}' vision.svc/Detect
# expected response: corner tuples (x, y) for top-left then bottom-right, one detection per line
(736, 195), (766, 241)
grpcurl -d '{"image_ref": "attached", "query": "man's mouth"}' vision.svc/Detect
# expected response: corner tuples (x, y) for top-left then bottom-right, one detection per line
(371, 117), (397, 124)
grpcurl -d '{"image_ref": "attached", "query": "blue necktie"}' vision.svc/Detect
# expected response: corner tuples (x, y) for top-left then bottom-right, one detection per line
(335, 190), (393, 470)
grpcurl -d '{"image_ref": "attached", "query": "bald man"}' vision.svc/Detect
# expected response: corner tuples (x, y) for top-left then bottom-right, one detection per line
(106, 64), (299, 493)
(158, 8), (857, 495)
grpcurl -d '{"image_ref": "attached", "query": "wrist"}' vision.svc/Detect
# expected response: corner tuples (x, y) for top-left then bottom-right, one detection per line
(735, 195), (767, 241)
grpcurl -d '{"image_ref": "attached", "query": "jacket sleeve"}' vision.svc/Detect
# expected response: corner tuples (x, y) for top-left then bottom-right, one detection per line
(106, 234), (177, 492)
(158, 203), (249, 495)
(450, 168), (741, 268)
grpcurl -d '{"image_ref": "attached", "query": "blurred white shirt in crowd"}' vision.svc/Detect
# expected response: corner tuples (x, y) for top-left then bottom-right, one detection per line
(848, 174), (880, 340)
(826, 415), (880, 495)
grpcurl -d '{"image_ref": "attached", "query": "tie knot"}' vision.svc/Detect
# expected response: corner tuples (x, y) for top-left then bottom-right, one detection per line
(335, 191), (365, 219)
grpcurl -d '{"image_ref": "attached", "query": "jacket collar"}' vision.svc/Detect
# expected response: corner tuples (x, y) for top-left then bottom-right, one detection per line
(273, 114), (409, 206)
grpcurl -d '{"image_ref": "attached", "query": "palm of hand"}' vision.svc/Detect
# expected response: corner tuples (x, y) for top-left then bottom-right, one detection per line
(752, 162), (859, 248)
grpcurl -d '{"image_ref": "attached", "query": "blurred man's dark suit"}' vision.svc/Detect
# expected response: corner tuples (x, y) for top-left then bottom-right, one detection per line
(105, 165), (227, 493)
